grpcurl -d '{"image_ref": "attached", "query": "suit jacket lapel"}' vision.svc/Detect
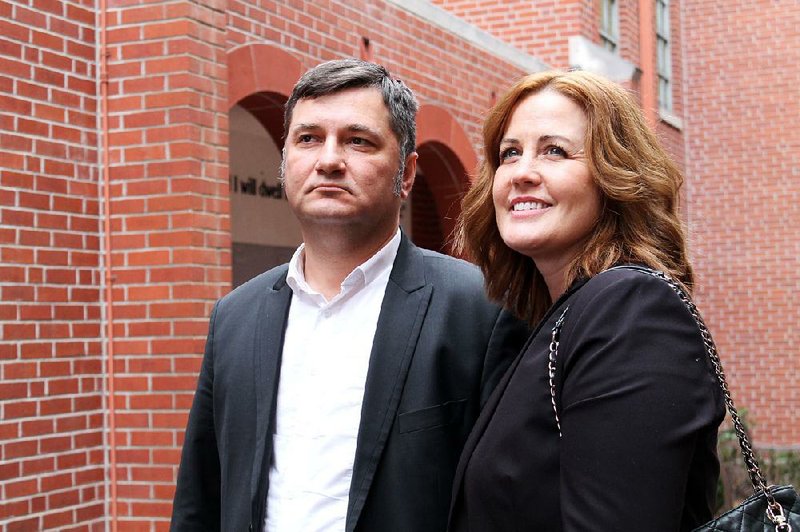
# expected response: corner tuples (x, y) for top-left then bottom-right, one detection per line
(251, 271), (293, 526)
(346, 236), (432, 532)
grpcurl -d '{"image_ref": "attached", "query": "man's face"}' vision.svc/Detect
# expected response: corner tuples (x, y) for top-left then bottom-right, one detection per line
(283, 87), (416, 233)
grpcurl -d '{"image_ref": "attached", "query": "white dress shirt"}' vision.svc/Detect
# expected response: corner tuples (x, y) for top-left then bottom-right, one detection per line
(264, 229), (401, 531)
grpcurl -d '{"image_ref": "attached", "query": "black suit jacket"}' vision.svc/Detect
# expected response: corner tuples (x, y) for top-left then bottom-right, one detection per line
(449, 267), (725, 532)
(171, 235), (529, 531)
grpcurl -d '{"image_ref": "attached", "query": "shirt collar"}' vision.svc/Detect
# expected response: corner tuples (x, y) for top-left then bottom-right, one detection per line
(286, 228), (401, 299)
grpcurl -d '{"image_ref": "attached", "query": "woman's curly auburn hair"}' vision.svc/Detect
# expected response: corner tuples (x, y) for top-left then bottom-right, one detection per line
(455, 70), (693, 325)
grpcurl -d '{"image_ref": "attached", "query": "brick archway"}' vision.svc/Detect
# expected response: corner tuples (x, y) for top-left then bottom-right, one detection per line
(415, 105), (478, 252)
(226, 44), (306, 284)
(228, 43), (304, 146)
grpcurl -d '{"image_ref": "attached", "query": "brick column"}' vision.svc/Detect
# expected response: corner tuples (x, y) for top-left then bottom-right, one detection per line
(103, 0), (229, 525)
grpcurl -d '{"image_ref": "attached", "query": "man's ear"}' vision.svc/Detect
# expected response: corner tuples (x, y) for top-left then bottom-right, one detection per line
(399, 152), (418, 200)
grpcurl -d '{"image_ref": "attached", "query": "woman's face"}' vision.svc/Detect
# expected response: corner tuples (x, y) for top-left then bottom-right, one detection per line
(492, 89), (602, 272)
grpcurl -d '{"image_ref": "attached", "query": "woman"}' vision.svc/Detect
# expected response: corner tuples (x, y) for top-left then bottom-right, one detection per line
(448, 70), (725, 531)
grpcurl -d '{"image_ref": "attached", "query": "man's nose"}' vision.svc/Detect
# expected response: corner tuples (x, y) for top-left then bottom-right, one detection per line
(314, 138), (346, 174)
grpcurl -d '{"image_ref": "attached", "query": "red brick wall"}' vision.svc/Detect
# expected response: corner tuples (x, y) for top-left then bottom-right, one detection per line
(683, 0), (800, 446)
(617, 0), (641, 66)
(0, 1), (105, 529)
(432, 0), (595, 68)
(3, 0), (794, 529)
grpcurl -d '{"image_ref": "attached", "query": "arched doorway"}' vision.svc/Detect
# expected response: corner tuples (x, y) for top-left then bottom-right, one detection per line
(229, 100), (302, 287)
(411, 106), (477, 255)
(408, 143), (469, 253)
(227, 44), (304, 287)
(403, 171), (444, 252)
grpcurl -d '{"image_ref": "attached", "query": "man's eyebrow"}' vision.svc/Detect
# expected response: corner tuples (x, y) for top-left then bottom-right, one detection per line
(290, 123), (380, 136)
(347, 124), (380, 136)
(290, 122), (319, 133)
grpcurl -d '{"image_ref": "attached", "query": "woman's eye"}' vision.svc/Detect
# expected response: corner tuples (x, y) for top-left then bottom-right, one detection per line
(543, 145), (567, 158)
(499, 147), (521, 161)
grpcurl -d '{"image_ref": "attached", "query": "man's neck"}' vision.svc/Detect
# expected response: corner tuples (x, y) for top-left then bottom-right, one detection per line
(301, 226), (399, 300)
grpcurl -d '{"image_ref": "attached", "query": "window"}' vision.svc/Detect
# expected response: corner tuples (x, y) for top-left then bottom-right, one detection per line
(600, 0), (619, 52)
(656, 0), (672, 113)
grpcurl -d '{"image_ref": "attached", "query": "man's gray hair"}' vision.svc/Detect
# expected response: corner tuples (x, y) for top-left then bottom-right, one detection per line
(283, 59), (419, 194)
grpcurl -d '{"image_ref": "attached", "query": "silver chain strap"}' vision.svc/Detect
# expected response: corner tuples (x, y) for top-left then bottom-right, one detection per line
(548, 306), (569, 437)
(547, 266), (791, 531)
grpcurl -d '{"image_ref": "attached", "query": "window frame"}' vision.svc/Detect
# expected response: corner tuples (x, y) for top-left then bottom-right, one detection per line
(599, 0), (619, 53)
(655, 0), (673, 114)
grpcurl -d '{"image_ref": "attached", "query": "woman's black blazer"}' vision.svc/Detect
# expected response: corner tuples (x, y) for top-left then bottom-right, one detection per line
(449, 267), (725, 532)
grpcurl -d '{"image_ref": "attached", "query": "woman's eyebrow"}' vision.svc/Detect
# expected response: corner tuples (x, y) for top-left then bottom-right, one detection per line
(538, 134), (576, 146)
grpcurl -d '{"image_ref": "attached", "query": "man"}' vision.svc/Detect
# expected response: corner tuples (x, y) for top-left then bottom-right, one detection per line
(170, 59), (528, 532)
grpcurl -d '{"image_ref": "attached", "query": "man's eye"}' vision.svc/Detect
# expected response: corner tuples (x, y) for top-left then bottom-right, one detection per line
(499, 147), (521, 161)
(350, 137), (369, 146)
(298, 134), (315, 143)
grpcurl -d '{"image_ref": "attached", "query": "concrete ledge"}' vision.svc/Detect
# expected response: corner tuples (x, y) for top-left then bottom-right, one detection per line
(659, 110), (684, 130)
(568, 35), (638, 83)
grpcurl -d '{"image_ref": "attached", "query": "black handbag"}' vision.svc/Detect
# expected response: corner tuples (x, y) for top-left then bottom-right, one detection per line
(547, 265), (799, 531)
